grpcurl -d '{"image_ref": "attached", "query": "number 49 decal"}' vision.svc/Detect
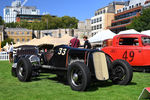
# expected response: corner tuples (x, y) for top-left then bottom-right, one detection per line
(58, 48), (67, 55)
(122, 50), (134, 62)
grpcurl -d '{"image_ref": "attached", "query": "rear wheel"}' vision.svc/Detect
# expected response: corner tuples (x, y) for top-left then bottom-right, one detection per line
(67, 61), (91, 91)
(110, 59), (133, 85)
(16, 58), (32, 82)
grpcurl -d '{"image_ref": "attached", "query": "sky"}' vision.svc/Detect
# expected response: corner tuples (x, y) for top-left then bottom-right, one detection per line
(0, 0), (124, 21)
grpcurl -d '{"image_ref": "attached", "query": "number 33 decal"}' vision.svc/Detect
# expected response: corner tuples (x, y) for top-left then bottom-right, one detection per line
(58, 48), (67, 55)
(122, 50), (134, 62)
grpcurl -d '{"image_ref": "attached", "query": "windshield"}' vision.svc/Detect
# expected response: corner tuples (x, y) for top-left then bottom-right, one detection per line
(142, 37), (150, 45)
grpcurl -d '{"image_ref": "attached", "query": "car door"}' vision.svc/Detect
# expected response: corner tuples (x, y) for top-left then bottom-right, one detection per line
(111, 37), (143, 66)
(140, 36), (150, 66)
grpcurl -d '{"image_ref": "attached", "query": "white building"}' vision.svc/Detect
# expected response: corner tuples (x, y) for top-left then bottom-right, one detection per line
(3, 0), (40, 23)
(90, 1), (125, 36)
(116, 0), (147, 13)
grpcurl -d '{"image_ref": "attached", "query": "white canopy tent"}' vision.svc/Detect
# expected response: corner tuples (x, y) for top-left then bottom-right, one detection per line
(118, 29), (140, 34)
(141, 30), (150, 36)
(89, 30), (116, 43)
(13, 42), (26, 48)
(25, 38), (40, 46)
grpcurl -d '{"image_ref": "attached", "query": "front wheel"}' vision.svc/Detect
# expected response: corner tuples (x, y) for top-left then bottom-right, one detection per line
(16, 58), (32, 82)
(110, 59), (133, 85)
(67, 61), (91, 91)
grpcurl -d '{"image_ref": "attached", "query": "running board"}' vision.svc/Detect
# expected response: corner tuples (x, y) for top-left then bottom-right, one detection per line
(41, 65), (67, 70)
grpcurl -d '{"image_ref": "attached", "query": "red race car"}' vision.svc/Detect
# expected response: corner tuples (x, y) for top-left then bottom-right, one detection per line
(102, 34), (150, 71)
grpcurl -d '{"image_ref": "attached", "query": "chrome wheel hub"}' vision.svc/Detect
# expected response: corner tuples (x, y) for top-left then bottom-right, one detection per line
(72, 73), (78, 82)
(19, 67), (24, 77)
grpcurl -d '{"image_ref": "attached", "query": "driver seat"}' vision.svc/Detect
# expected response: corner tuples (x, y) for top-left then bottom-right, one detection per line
(41, 51), (54, 64)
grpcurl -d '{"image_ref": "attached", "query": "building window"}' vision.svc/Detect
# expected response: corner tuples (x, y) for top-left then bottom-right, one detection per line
(32, 9), (36, 12)
(22, 38), (25, 42)
(97, 25), (99, 29)
(27, 32), (30, 35)
(11, 32), (14, 35)
(123, 8), (125, 11)
(17, 39), (20, 42)
(92, 33), (94, 36)
(103, 10), (105, 13)
(100, 24), (102, 29)
(100, 17), (102, 21)
(22, 32), (24, 35)
(94, 26), (96, 30)
(92, 26), (94, 30)
(94, 19), (96, 23)
(5, 9), (10, 15)
(101, 11), (102, 14)
(117, 9), (121, 13)
(91, 20), (93, 24)
(123, 8), (127, 11)
(97, 18), (99, 22)
(95, 13), (97, 16)
(117, 10), (119, 13)
(17, 32), (19, 35)
(115, 9), (141, 20)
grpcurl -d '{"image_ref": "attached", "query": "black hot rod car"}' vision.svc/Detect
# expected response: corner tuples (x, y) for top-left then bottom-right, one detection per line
(12, 44), (133, 91)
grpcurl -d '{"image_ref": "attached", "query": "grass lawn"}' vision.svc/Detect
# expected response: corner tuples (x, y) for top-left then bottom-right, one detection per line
(0, 61), (150, 100)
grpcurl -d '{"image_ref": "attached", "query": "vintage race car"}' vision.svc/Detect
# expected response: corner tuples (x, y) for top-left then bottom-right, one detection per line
(102, 34), (150, 71)
(12, 44), (133, 91)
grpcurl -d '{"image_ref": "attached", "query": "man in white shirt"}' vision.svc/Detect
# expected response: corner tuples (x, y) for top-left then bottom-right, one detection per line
(7, 43), (13, 63)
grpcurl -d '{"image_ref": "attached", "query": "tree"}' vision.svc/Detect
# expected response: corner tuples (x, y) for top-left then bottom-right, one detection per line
(0, 16), (4, 25)
(61, 16), (78, 28)
(1, 38), (14, 48)
(19, 20), (30, 28)
(127, 8), (150, 32)
(4, 14), (79, 30)
(5, 22), (19, 28)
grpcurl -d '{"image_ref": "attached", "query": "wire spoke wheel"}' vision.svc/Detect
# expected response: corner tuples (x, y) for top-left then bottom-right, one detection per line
(111, 59), (133, 85)
(113, 65), (126, 81)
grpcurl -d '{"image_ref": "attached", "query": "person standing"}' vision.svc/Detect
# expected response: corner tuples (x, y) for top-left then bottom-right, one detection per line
(83, 36), (91, 49)
(69, 35), (80, 48)
(7, 43), (13, 63)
